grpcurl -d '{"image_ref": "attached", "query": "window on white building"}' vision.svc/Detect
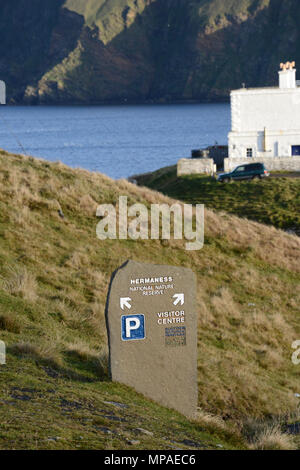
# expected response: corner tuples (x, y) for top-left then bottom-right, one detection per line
(246, 148), (253, 158)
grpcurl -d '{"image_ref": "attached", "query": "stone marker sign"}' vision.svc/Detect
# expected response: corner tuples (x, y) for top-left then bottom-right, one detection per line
(105, 260), (198, 418)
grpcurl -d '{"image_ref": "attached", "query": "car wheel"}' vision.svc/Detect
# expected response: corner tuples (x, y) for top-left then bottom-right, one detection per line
(223, 177), (231, 183)
(252, 175), (261, 181)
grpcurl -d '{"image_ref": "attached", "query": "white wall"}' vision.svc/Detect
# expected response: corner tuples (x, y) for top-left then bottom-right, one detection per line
(177, 159), (216, 176)
(229, 86), (300, 161)
(231, 88), (300, 133)
(229, 129), (300, 159)
(224, 156), (300, 172)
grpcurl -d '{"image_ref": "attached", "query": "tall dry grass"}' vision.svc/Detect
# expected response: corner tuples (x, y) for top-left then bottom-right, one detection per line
(1, 266), (37, 302)
(249, 424), (296, 450)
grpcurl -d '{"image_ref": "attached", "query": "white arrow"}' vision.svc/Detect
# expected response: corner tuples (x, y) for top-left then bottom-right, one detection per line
(173, 293), (184, 306)
(120, 297), (132, 310)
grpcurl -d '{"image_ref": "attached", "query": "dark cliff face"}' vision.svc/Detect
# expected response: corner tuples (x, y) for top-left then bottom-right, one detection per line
(0, 0), (77, 101)
(1, 0), (300, 104)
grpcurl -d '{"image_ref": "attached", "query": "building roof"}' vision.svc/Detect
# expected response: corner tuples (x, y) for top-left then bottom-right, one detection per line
(232, 85), (300, 94)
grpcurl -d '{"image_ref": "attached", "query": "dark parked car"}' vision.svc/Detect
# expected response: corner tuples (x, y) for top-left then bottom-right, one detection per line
(217, 163), (270, 183)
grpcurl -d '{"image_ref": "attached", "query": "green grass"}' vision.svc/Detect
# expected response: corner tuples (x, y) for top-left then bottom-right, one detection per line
(65, 0), (150, 44)
(1, 353), (241, 450)
(135, 166), (300, 232)
(0, 150), (299, 449)
(195, 0), (270, 29)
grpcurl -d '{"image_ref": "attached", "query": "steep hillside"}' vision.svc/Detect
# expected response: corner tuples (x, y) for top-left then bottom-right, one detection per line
(0, 149), (300, 449)
(1, 0), (300, 103)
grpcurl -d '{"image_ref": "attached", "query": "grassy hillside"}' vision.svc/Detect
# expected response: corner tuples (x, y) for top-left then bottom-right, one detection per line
(65, 0), (151, 44)
(135, 166), (300, 233)
(0, 150), (300, 449)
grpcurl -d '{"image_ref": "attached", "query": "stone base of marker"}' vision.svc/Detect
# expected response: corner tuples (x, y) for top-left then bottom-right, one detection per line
(105, 260), (198, 419)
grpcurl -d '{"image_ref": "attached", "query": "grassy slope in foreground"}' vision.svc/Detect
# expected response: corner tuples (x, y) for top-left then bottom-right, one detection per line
(0, 150), (299, 450)
(135, 166), (300, 233)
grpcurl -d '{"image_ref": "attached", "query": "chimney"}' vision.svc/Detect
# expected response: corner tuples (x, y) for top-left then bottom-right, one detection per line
(279, 61), (296, 89)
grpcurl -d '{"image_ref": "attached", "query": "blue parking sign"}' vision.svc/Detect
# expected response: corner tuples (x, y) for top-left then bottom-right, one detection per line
(121, 315), (145, 341)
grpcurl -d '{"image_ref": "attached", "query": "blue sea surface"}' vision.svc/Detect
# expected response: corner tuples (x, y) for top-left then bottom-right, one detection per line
(0, 104), (230, 179)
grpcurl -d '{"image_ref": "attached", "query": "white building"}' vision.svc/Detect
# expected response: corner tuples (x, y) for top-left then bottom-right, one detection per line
(226, 62), (300, 171)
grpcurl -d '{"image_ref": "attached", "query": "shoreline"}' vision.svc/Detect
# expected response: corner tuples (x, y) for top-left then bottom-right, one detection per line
(7, 98), (231, 107)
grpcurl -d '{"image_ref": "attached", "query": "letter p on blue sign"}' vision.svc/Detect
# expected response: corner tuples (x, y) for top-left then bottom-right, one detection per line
(122, 315), (145, 341)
